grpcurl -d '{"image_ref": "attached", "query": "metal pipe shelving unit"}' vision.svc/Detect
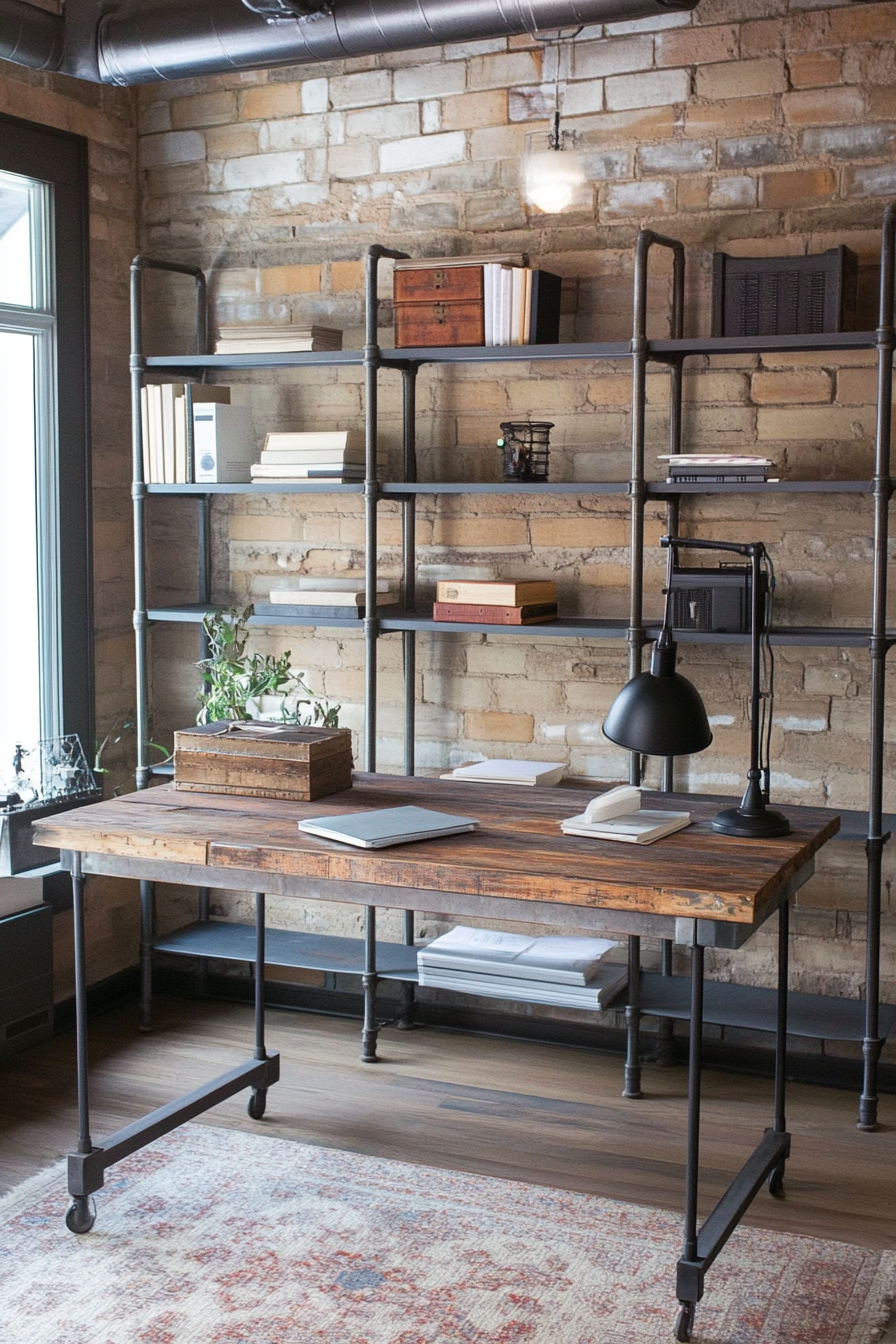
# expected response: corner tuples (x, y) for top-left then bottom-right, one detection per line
(131, 217), (895, 1115)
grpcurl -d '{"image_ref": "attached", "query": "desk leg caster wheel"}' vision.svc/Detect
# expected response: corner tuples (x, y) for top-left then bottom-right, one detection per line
(65, 1197), (95, 1234)
(674, 1302), (695, 1342)
(767, 1163), (785, 1197)
(247, 1089), (267, 1120)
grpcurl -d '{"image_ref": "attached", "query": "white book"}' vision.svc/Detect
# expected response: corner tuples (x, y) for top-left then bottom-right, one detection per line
(657, 454), (774, 466)
(483, 264), (496, 347)
(250, 464), (364, 479)
(440, 759), (565, 787)
(418, 965), (628, 1010)
(290, 576), (396, 593)
(269, 589), (397, 606)
(298, 805), (479, 849)
(510, 267), (527, 346)
(263, 430), (365, 453)
(418, 927), (619, 985)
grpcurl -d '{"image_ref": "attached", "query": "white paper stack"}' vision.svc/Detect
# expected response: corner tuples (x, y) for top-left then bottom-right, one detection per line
(561, 786), (691, 845)
(417, 926), (627, 1010)
(215, 325), (342, 354)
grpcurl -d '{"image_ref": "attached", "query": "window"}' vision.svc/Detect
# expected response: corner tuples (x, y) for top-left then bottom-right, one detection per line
(0, 117), (92, 777)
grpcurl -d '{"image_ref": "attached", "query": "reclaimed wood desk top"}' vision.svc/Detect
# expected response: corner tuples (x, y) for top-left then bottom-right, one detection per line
(34, 774), (839, 926)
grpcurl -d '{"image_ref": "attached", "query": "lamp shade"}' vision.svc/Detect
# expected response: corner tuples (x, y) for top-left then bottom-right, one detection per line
(602, 642), (713, 757)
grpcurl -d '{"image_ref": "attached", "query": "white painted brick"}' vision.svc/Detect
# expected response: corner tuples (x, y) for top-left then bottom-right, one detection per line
(639, 141), (713, 173)
(709, 175), (757, 209)
(222, 150), (306, 190)
(846, 164), (896, 198)
(380, 131), (466, 173)
(605, 68), (690, 112)
(422, 100), (441, 134)
(604, 12), (691, 33)
(329, 70), (392, 110)
(779, 714), (829, 732)
(328, 142), (377, 178)
(393, 63), (466, 102)
(603, 179), (674, 214)
(562, 80), (605, 118)
(142, 102), (172, 135)
(444, 37), (507, 59)
(573, 35), (654, 80)
(345, 103), (419, 140)
(302, 78), (329, 115)
(139, 131), (205, 168)
(467, 52), (540, 92)
(260, 116), (327, 152)
(270, 183), (330, 209)
(708, 714), (736, 727)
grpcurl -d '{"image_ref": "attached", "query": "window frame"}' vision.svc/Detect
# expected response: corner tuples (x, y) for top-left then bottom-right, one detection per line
(0, 113), (93, 758)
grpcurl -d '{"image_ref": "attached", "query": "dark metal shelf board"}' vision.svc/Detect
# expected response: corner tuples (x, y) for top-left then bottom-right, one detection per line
(154, 922), (419, 982)
(382, 482), (630, 496)
(638, 973), (896, 1042)
(146, 483), (364, 495)
(381, 615), (630, 638)
(145, 350), (364, 370)
(379, 340), (633, 364)
(647, 480), (875, 496)
(650, 331), (880, 358)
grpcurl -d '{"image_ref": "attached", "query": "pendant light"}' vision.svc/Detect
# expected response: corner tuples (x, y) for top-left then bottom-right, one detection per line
(521, 29), (586, 214)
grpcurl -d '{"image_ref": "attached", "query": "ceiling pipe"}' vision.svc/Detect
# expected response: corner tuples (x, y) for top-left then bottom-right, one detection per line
(0, 0), (65, 71)
(96, 0), (698, 86)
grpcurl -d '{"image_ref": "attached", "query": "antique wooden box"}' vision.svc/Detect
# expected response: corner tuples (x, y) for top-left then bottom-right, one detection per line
(174, 723), (353, 801)
(394, 265), (485, 348)
(711, 246), (858, 337)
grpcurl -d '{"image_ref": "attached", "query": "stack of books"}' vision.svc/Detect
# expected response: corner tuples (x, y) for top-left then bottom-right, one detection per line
(214, 325), (343, 355)
(250, 430), (368, 483)
(417, 926), (627, 1011)
(433, 578), (558, 625)
(440, 759), (566, 786)
(659, 454), (776, 484)
(254, 576), (400, 621)
(140, 384), (231, 483)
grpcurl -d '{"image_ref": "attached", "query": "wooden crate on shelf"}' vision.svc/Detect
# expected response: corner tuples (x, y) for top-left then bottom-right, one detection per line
(173, 723), (353, 801)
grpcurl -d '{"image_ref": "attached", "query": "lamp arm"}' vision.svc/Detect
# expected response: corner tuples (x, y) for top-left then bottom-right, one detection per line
(661, 534), (766, 560)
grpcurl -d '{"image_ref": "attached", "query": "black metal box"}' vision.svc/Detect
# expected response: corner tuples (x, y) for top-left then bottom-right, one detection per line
(670, 566), (769, 634)
(711, 247), (858, 337)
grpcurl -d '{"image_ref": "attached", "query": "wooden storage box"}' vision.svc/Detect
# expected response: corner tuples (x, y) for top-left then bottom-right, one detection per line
(174, 723), (353, 801)
(394, 265), (484, 348)
(711, 246), (858, 337)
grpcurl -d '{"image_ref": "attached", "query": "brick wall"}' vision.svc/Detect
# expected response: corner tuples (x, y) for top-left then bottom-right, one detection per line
(134, 1), (896, 1054)
(0, 61), (138, 999)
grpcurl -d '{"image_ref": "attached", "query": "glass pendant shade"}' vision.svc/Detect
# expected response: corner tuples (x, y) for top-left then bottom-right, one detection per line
(602, 642), (713, 758)
(521, 146), (586, 214)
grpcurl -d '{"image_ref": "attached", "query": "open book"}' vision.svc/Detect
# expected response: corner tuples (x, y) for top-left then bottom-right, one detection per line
(561, 785), (691, 845)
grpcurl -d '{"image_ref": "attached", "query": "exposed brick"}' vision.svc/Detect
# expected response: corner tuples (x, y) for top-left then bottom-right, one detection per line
(718, 134), (783, 168)
(329, 70), (392, 110)
(222, 150), (305, 190)
(695, 58), (787, 101)
(467, 52), (540, 92)
(685, 95), (776, 134)
(655, 24), (738, 68)
(752, 370), (833, 404)
(709, 175), (757, 209)
(677, 175), (710, 211)
(301, 79), (329, 114)
(380, 131), (466, 173)
(327, 142), (377, 178)
(759, 167), (837, 208)
(464, 711), (534, 743)
(782, 87), (864, 126)
(530, 518), (628, 548)
(639, 140), (714, 174)
(508, 85), (554, 122)
(240, 85), (301, 122)
(139, 131), (205, 168)
(756, 406), (873, 440)
(827, 1), (896, 45)
(562, 81), (606, 118)
(259, 264), (321, 296)
(574, 105), (678, 144)
(843, 163), (896, 198)
(572, 35), (654, 79)
(605, 68), (690, 111)
(739, 18), (785, 59)
(172, 91), (237, 129)
(330, 260), (363, 292)
(582, 149), (630, 180)
(393, 63), (466, 102)
(432, 518), (528, 547)
(344, 103), (419, 141)
(787, 50), (841, 88)
(836, 368), (881, 403)
(205, 124), (260, 161)
(440, 90), (508, 132)
(603, 179), (674, 216)
(804, 124), (896, 160)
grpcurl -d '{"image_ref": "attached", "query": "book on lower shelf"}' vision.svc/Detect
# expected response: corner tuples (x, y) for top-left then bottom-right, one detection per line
(214, 325), (342, 354)
(433, 601), (558, 625)
(416, 926), (627, 1007)
(659, 454), (775, 485)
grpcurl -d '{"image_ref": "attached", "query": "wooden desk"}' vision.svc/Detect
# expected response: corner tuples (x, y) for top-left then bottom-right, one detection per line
(36, 775), (839, 1343)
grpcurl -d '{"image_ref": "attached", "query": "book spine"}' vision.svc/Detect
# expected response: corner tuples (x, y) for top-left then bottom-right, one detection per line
(254, 604), (371, 619)
(433, 602), (558, 625)
(435, 582), (556, 605)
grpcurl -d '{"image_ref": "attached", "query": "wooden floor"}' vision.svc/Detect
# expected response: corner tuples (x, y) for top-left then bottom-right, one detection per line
(1, 996), (894, 1250)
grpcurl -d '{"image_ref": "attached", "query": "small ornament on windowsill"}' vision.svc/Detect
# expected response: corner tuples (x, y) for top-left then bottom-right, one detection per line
(497, 421), (553, 482)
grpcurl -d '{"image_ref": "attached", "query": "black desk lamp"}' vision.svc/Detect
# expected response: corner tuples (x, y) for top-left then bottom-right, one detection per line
(603, 535), (790, 839)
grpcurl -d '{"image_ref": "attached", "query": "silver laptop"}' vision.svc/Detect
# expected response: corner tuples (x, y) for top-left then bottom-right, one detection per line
(298, 805), (479, 849)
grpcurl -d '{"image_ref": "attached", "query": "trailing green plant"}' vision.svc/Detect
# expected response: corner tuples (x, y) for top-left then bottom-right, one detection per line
(197, 607), (339, 728)
(94, 712), (170, 796)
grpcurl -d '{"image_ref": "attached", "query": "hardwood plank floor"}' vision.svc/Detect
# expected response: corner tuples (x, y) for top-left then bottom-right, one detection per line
(0, 996), (893, 1250)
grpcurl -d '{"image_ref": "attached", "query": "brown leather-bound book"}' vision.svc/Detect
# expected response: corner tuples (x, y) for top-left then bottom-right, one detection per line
(433, 602), (558, 625)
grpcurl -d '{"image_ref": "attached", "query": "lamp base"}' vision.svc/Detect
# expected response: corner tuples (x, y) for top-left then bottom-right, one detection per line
(711, 805), (791, 839)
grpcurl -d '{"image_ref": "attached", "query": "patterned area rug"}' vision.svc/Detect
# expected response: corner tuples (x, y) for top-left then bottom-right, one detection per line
(0, 1123), (892, 1344)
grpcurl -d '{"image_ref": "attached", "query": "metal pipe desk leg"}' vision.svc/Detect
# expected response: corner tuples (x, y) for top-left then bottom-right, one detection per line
(138, 879), (154, 1031)
(247, 892), (269, 1120)
(398, 907), (416, 1030)
(361, 905), (380, 1062)
(623, 934), (643, 1098)
(65, 851), (96, 1234)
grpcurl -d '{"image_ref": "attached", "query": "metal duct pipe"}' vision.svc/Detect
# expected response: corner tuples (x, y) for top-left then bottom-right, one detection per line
(97, 0), (697, 86)
(0, 0), (64, 71)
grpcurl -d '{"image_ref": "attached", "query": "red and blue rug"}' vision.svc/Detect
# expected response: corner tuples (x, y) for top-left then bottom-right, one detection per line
(0, 1123), (892, 1343)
